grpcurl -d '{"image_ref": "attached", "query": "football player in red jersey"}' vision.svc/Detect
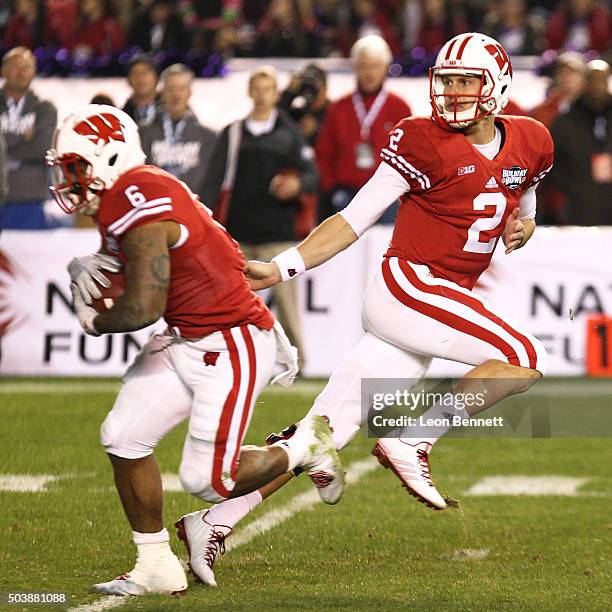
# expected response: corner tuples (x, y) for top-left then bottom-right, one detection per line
(183, 32), (555, 586)
(46, 105), (344, 596)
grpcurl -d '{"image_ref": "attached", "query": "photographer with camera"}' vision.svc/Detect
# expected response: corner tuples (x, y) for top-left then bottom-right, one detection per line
(280, 63), (329, 146)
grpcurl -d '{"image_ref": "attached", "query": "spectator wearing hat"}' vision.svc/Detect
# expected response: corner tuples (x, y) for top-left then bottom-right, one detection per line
(122, 54), (161, 127)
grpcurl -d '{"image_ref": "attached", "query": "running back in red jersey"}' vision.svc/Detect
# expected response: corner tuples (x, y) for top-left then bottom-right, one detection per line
(380, 114), (553, 290)
(94, 165), (274, 338)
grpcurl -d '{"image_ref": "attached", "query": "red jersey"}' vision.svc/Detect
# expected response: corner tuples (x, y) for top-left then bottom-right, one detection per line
(95, 165), (274, 338)
(381, 115), (554, 290)
(316, 89), (412, 192)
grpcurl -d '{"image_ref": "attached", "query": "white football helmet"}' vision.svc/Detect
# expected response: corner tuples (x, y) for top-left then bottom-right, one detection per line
(429, 33), (513, 129)
(47, 104), (146, 214)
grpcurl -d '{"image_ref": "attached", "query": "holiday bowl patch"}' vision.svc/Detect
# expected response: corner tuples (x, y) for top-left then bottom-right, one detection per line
(502, 166), (528, 189)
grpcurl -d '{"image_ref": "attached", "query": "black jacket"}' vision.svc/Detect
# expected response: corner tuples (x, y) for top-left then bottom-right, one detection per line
(201, 111), (319, 244)
(550, 95), (612, 225)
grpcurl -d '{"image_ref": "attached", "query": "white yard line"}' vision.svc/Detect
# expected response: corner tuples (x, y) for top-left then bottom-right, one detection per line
(464, 475), (591, 496)
(0, 474), (64, 492)
(452, 549), (490, 560)
(4, 379), (612, 397)
(67, 457), (377, 612)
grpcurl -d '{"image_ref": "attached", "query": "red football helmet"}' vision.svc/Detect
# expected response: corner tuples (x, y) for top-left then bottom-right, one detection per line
(429, 33), (513, 129)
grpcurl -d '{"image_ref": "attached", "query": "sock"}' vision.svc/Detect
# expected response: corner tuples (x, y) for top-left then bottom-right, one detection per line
(132, 528), (173, 560)
(400, 392), (470, 446)
(205, 490), (263, 529)
(273, 439), (303, 472)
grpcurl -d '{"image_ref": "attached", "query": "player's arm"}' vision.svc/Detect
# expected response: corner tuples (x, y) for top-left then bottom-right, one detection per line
(93, 222), (173, 333)
(246, 163), (409, 289)
(503, 186), (537, 254)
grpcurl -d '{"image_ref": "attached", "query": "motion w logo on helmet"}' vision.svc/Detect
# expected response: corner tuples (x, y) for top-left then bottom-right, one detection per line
(484, 43), (512, 77)
(74, 113), (126, 146)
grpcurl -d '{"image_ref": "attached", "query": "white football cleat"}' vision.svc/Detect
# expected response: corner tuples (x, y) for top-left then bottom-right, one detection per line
(91, 552), (188, 596)
(175, 510), (231, 587)
(290, 415), (345, 504)
(372, 439), (447, 510)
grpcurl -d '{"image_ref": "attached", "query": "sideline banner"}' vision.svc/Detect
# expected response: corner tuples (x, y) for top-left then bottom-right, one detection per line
(0, 227), (609, 377)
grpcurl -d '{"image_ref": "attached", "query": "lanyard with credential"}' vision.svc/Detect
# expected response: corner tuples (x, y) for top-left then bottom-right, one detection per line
(162, 113), (187, 145)
(7, 97), (26, 131)
(351, 89), (388, 142)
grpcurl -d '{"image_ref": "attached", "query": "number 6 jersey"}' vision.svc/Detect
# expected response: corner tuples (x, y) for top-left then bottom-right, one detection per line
(94, 165), (274, 338)
(380, 115), (553, 290)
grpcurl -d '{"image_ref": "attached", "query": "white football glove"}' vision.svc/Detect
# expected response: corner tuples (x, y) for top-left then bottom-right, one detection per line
(67, 253), (121, 305)
(71, 283), (100, 336)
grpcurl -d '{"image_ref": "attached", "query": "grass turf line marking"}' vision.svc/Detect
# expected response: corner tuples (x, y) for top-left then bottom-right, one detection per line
(67, 457), (377, 611)
(0, 474), (63, 492)
(452, 549), (490, 560)
(465, 476), (590, 496)
(68, 597), (126, 612)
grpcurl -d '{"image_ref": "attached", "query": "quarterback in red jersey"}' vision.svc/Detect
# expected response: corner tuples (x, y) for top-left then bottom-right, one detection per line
(46, 105), (344, 596)
(183, 33), (554, 586)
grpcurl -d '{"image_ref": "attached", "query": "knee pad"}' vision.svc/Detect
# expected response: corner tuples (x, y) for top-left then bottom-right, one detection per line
(100, 411), (153, 460)
(179, 459), (229, 504)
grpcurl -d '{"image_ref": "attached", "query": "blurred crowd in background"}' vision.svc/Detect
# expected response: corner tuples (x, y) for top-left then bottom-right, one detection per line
(0, 0), (609, 76)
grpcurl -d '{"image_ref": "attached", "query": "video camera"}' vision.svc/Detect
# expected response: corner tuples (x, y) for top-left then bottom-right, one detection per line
(283, 64), (327, 117)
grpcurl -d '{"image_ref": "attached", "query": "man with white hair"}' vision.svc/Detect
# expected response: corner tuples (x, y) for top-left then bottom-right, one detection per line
(315, 34), (411, 221)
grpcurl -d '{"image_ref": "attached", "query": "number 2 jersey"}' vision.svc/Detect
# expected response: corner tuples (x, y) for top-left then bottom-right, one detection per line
(94, 165), (274, 338)
(380, 115), (554, 290)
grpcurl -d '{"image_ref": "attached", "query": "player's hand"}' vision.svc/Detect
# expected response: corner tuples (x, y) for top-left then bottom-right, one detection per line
(244, 260), (282, 290)
(502, 208), (524, 254)
(70, 283), (100, 336)
(67, 253), (121, 304)
(270, 174), (302, 201)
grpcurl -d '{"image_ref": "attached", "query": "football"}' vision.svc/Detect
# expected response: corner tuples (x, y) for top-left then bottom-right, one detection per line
(90, 271), (125, 313)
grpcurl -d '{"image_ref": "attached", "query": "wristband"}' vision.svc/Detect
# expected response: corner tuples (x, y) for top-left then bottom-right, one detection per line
(272, 247), (306, 282)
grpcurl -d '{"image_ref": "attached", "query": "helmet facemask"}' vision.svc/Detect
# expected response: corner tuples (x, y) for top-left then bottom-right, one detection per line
(47, 150), (105, 215)
(430, 67), (497, 129)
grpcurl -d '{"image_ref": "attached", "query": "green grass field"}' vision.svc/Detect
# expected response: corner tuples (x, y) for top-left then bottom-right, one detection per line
(1, 378), (611, 611)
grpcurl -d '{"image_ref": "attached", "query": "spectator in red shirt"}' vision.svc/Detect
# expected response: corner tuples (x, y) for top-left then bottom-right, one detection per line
(2, 0), (57, 51)
(546, 0), (611, 53)
(315, 34), (412, 221)
(69, 0), (125, 56)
